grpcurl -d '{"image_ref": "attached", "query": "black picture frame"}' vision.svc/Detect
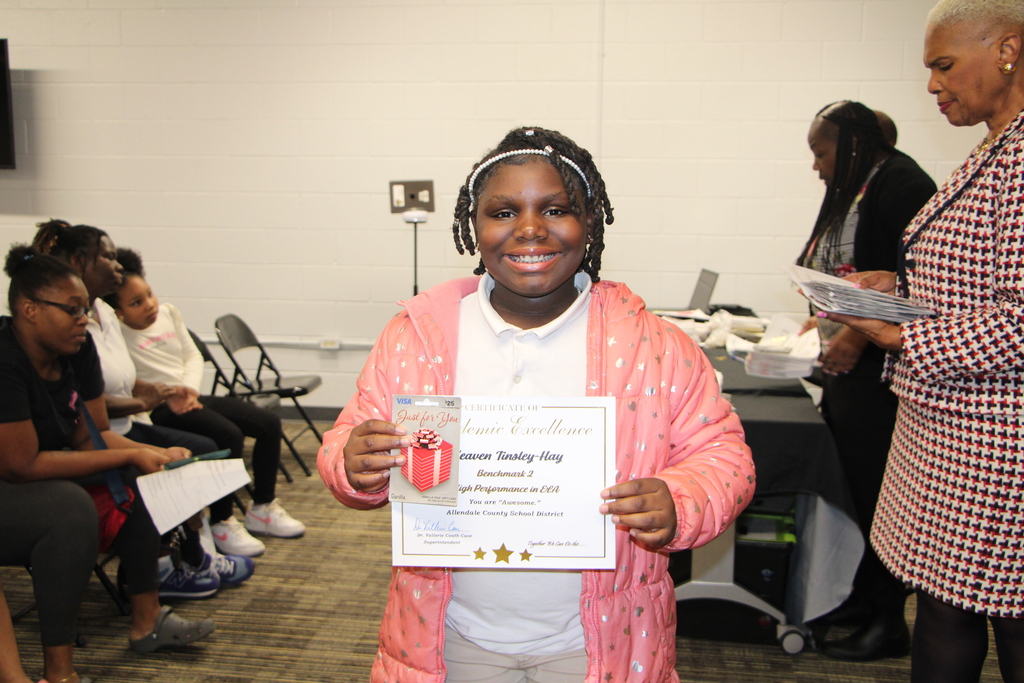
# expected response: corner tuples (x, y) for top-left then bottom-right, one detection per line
(0, 39), (15, 169)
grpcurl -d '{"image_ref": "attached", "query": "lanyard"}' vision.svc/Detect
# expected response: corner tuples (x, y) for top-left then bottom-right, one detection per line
(77, 395), (133, 514)
(803, 165), (880, 269)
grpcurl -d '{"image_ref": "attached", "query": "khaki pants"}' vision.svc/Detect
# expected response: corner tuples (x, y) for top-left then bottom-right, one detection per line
(443, 627), (588, 683)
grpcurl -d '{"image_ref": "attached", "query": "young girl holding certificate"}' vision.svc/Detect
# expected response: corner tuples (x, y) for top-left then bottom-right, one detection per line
(318, 127), (755, 683)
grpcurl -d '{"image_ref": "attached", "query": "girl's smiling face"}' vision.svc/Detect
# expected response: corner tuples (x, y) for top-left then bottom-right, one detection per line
(473, 157), (591, 329)
(114, 274), (160, 330)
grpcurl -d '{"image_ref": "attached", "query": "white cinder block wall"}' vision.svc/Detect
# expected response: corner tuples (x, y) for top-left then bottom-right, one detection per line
(0, 1), (986, 409)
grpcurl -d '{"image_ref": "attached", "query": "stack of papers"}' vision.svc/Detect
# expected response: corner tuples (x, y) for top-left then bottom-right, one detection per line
(652, 308), (711, 322)
(787, 265), (935, 323)
(742, 314), (820, 379)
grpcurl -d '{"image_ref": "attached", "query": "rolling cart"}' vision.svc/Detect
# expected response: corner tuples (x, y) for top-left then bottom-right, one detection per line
(674, 514), (807, 654)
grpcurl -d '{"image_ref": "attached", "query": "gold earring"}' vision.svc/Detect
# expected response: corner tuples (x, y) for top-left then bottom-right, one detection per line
(1002, 62), (1017, 74)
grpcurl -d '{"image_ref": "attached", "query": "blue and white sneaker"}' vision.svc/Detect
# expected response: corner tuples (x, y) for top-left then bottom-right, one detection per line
(195, 551), (255, 586)
(158, 556), (220, 599)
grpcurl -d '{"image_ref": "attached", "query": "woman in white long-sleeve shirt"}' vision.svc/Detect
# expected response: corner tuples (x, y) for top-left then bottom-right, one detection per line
(106, 247), (305, 559)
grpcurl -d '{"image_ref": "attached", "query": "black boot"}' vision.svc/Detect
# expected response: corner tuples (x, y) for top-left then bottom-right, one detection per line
(819, 610), (910, 661)
(815, 595), (871, 628)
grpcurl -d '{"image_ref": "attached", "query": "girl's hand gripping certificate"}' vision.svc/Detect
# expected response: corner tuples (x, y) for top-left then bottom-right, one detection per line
(390, 396), (616, 570)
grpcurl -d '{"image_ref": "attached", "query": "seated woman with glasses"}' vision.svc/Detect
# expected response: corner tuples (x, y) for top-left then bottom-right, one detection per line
(0, 244), (215, 682)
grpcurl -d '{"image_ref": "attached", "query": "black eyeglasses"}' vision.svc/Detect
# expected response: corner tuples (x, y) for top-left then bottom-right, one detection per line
(30, 299), (92, 319)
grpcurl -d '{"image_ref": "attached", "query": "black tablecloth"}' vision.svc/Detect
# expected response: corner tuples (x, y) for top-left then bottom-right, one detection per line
(705, 352), (854, 516)
(705, 350), (812, 397)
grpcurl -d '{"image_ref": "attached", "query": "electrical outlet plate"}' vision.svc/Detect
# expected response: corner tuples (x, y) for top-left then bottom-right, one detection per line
(389, 180), (435, 213)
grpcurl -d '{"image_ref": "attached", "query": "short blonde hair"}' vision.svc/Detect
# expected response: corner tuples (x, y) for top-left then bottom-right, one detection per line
(928, 0), (1024, 30)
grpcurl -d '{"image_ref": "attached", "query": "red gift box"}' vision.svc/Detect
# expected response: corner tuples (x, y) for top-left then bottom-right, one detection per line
(402, 428), (453, 492)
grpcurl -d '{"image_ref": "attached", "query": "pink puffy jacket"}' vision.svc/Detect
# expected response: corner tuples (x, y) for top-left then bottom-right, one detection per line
(319, 277), (754, 683)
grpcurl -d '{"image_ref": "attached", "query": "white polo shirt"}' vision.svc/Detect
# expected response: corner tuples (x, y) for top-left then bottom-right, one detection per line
(445, 272), (591, 656)
(87, 299), (149, 435)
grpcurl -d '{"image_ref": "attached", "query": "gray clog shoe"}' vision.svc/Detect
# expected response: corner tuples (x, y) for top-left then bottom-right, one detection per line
(129, 605), (215, 654)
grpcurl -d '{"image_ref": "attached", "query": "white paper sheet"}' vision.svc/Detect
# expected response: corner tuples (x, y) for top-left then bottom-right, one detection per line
(137, 459), (251, 535)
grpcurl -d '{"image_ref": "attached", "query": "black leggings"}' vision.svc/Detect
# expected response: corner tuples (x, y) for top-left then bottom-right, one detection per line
(124, 421), (217, 457)
(73, 466), (162, 597)
(0, 480), (97, 647)
(150, 396), (282, 522)
(912, 590), (1024, 683)
(103, 468), (162, 597)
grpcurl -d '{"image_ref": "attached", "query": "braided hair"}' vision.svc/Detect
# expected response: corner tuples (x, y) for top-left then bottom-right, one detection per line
(452, 127), (614, 281)
(797, 101), (894, 271)
(31, 218), (109, 269)
(4, 244), (79, 314)
(113, 247), (144, 279)
(102, 247), (144, 310)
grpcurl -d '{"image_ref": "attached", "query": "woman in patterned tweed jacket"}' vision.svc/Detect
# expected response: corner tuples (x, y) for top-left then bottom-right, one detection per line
(822, 1), (1024, 681)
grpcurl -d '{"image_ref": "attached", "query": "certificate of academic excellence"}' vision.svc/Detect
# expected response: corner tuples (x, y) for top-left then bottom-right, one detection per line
(391, 396), (616, 570)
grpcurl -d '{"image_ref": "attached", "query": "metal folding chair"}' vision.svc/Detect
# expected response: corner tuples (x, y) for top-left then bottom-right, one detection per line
(13, 555), (130, 628)
(189, 330), (294, 485)
(213, 315), (323, 477)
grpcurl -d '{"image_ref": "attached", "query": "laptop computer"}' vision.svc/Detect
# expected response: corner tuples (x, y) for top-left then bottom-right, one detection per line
(687, 269), (719, 314)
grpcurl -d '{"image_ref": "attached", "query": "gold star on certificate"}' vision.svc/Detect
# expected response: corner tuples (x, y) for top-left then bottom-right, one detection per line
(473, 548), (486, 560)
(493, 543), (513, 564)
(519, 549), (532, 562)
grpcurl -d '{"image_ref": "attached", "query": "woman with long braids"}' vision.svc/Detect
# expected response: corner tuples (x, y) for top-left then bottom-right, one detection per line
(319, 126), (754, 683)
(800, 101), (936, 661)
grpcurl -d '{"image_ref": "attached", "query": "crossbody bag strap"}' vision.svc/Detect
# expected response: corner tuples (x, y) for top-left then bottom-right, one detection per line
(76, 395), (133, 514)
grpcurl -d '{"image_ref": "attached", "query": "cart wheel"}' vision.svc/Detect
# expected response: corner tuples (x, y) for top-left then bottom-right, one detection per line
(779, 628), (805, 654)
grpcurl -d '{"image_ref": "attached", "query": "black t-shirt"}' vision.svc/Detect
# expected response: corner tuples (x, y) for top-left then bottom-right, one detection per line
(0, 316), (105, 451)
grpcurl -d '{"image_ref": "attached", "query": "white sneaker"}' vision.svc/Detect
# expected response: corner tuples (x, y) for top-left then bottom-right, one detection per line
(245, 499), (306, 538)
(210, 517), (266, 557)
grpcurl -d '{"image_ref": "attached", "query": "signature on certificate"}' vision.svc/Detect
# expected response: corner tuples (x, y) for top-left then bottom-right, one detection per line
(412, 518), (463, 532)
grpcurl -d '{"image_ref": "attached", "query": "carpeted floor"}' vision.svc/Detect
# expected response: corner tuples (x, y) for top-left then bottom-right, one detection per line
(3, 423), (1005, 682)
